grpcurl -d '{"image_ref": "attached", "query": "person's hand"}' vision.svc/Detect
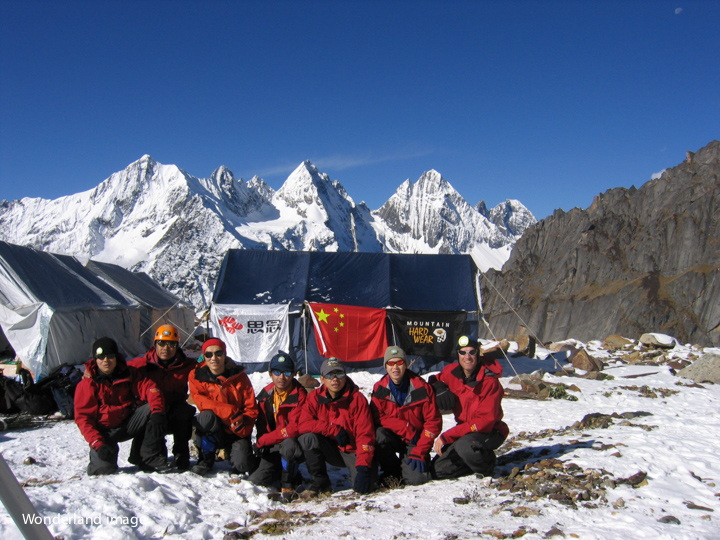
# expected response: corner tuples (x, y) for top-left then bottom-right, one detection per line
(335, 427), (350, 447)
(433, 437), (446, 456)
(353, 465), (371, 494)
(432, 380), (457, 412)
(406, 456), (426, 472)
(96, 444), (114, 462)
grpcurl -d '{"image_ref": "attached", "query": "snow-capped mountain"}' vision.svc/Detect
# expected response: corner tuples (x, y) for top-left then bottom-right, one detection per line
(0, 156), (536, 307)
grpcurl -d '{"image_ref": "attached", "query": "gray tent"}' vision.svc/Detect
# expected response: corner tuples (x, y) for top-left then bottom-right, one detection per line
(85, 259), (195, 351)
(0, 241), (144, 378)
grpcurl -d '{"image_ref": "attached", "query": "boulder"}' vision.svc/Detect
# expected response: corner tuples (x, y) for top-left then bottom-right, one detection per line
(639, 333), (677, 349)
(602, 334), (633, 350)
(571, 349), (603, 372)
(677, 353), (720, 384)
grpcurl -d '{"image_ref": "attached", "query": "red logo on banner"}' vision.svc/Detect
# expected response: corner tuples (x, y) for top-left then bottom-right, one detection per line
(219, 316), (244, 334)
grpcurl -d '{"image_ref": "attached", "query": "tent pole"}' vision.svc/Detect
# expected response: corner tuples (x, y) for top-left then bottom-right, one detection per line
(0, 453), (55, 540)
(301, 303), (308, 375)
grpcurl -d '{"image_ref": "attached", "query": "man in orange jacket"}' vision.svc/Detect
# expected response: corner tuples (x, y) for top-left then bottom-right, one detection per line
(188, 338), (258, 476)
(298, 357), (376, 496)
(248, 352), (307, 501)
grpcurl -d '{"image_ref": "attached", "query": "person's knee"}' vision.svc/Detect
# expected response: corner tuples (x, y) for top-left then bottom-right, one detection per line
(278, 438), (303, 462)
(298, 432), (321, 451)
(193, 410), (222, 433)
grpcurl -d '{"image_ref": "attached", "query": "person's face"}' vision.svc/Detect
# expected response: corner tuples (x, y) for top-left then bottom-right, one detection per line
(203, 346), (226, 375)
(385, 358), (407, 385)
(95, 353), (117, 375)
(458, 347), (478, 375)
(270, 368), (293, 392)
(321, 370), (347, 396)
(155, 339), (178, 361)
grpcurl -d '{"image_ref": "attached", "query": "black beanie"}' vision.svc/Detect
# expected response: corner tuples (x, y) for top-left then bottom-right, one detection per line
(92, 337), (119, 358)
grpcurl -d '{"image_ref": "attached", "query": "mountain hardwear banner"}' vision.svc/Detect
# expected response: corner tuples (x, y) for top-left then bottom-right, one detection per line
(387, 310), (467, 358)
(308, 302), (388, 363)
(210, 304), (290, 364)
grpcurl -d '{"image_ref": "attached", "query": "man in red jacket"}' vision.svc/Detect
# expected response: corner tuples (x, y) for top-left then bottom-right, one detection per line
(430, 335), (509, 479)
(298, 357), (376, 496)
(371, 345), (442, 485)
(248, 352), (307, 501)
(74, 337), (169, 475)
(188, 338), (259, 476)
(129, 324), (196, 470)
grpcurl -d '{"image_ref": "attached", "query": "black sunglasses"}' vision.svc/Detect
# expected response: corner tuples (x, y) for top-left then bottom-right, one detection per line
(95, 354), (116, 360)
(324, 371), (346, 380)
(204, 350), (225, 359)
(271, 369), (293, 377)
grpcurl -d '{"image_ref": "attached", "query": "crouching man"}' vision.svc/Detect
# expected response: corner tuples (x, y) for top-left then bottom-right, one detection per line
(188, 338), (258, 476)
(298, 358), (376, 496)
(371, 346), (442, 486)
(249, 352), (307, 501)
(74, 337), (169, 475)
(430, 335), (509, 479)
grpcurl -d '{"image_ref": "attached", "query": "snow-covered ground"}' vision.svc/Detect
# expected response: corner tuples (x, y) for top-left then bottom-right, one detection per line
(1, 340), (719, 540)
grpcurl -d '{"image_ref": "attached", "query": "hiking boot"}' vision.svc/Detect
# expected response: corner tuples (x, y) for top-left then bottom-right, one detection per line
(191, 450), (215, 476)
(143, 456), (172, 474)
(280, 488), (297, 503)
(174, 454), (190, 471)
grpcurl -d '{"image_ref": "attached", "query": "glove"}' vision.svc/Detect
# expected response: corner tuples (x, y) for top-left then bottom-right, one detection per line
(409, 428), (422, 445)
(96, 444), (115, 462)
(148, 412), (168, 432)
(432, 380), (457, 411)
(353, 465), (371, 494)
(335, 427), (350, 447)
(406, 456), (427, 473)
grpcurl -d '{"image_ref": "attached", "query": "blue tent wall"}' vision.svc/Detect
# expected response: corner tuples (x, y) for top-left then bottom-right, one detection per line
(211, 251), (480, 374)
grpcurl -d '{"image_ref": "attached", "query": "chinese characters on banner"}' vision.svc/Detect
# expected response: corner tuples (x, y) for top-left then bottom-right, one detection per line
(308, 302), (388, 363)
(209, 304), (290, 364)
(386, 310), (467, 358)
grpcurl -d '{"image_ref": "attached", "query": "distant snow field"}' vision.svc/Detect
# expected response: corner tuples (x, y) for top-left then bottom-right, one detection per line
(1, 339), (719, 540)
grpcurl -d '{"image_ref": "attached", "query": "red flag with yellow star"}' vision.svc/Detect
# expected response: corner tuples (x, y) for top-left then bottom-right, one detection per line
(308, 302), (388, 363)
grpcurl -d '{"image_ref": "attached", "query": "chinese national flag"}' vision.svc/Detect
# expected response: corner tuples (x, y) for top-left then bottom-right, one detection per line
(308, 302), (388, 363)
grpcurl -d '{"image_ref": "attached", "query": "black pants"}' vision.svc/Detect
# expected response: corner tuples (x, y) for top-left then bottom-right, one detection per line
(87, 404), (164, 476)
(248, 438), (304, 489)
(162, 400), (195, 459)
(432, 430), (505, 480)
(298, 432), (377, 492)
(375, 427), (432, 486)
(193, 410), (255, 473)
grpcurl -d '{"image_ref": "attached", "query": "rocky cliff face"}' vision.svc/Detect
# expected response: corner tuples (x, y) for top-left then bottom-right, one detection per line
(480, 140), (720, 346)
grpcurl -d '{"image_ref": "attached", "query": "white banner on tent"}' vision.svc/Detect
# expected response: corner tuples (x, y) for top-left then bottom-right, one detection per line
(209, 304), (290, 364)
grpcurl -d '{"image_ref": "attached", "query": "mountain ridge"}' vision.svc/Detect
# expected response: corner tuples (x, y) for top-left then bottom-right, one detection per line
(0, 157), (534, 307)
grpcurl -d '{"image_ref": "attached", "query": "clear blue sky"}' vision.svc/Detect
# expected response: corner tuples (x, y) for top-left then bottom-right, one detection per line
(1, 0), (718, 220)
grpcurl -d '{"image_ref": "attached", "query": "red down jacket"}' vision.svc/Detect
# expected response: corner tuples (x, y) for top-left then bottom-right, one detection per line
(297, 376), (375, 467)
(433, 359), (509, 446)
(255, 379), (308, 448)
(74, 356), (165, 450)
(128, 348), (196, 406)
(370, 370), (443, 459)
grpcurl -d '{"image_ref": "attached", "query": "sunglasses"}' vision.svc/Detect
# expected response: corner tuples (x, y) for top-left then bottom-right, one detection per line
(386, 359), (405, 367)
(156, 341), (178, 348)
(271, 369), (293, 377)
(458, 349), (478, 357)
(324, 371), (346, 380)
(204, 350), (225, 359)
(95, 354), (116, 361)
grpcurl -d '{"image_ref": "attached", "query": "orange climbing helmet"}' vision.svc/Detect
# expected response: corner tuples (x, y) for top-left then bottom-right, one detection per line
(154, 324), (179, 342)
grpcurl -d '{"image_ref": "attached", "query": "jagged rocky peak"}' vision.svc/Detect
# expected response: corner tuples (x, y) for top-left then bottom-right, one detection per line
(476, 200), (489, 217)
(488, 199), (536, 237)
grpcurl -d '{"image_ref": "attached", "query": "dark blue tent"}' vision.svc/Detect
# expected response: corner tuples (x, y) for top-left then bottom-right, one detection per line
(211, 251), (481, 374)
